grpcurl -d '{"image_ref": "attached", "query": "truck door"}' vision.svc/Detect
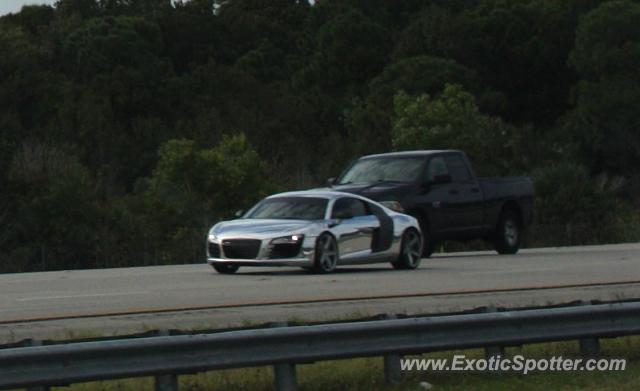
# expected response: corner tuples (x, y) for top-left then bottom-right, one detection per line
(443, 154), (484, 231)
(415, 155), (454, 234)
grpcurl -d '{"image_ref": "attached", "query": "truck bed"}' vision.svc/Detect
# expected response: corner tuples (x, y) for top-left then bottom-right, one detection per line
(479, 176), (534, 228)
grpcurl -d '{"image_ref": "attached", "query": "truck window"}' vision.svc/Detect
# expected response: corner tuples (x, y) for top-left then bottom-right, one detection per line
(426, 156), (449, 182)
(445, 155), (472, 182)
(337, 157), (425, 184)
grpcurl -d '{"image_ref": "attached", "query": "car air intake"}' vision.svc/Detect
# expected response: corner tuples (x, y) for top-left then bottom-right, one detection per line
(222, 239), (261, 259)
(269, 242), (303, 259)
(208, 242), (221, 258)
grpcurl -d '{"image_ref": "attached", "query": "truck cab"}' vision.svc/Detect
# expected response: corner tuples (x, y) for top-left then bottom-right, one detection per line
(326, 150), (534, 256)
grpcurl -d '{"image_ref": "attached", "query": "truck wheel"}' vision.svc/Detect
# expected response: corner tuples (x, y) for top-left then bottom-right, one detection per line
(212, 264), (240, 274)
(494, 211), (520, 254)
(392, 229), (422, 269)
(423, 239), (436, 258)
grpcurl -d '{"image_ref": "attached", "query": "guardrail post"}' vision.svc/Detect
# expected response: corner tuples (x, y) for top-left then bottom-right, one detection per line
(578, 301), (600, 358)
(579, 337), (600, 357)
(25, 339), (50, 391)
(484, 306), (504, 359)
(154, 330), (179, 391)
(383, 315), (402, 384)
(272, 322), (298, 391)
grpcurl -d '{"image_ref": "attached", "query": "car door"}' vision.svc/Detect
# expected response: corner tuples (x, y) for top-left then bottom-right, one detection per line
(367, 201), (394, 253)
(331, 197), (378, 259)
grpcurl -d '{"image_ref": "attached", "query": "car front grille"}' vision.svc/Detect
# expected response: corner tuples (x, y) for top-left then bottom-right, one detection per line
(222, 239), (261, 259)
(269, 242), (303, 259)
(208, 242), (221, 258)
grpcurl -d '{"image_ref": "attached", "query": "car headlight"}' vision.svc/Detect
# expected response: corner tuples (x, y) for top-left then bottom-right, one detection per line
(271, 235), (304, 245)
(208, 234), (218, 242)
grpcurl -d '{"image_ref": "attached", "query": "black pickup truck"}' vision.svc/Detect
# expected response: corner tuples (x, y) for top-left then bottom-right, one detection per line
(326, 150), (533, 256)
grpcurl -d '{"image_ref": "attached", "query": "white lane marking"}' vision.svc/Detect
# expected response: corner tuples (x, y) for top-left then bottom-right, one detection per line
(16, 291), (149, 302)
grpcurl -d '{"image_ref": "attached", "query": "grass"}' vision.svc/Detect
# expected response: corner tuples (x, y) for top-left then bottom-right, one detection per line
(45, 336), (640, 391)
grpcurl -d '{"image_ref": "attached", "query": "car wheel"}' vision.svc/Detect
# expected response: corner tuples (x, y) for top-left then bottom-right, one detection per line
(212, 264), (240, 274)
(494, 211), (521, 254)
(312, 233), (339, 273)
(392, 229), (422, 270)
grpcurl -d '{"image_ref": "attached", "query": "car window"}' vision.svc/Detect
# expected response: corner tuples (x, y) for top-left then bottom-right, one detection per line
(426, 156), (449, 181)
(331, 197), (369, 219)
(444, 155), (471, 182)
(246, 197), (328, 220)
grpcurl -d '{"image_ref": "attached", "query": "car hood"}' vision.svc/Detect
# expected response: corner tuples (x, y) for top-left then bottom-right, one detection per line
(210, 219), (315, 238)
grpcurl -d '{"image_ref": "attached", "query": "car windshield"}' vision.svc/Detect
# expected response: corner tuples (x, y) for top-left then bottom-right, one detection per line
(245, 197), (328, 220)
(337, 157), (426, 185)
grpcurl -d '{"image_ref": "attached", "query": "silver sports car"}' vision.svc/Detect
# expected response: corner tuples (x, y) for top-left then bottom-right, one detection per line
(206, 190), (423, 274)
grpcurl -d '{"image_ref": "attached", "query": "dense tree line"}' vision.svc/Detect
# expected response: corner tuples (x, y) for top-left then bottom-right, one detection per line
(1, 0), (639, 272)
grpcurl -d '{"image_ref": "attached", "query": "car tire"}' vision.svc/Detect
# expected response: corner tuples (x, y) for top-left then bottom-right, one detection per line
(212, 264), (240, 274)
(392, 229), (423, 270)
(494, 210), (521, 254)
(312, 233), (339, 273)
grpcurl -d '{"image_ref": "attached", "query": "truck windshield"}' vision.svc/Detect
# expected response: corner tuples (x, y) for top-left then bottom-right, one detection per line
(337, 157), (425, 185)
(245, 197), (328, 220)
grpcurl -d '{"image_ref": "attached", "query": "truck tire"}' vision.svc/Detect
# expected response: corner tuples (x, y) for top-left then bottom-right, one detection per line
(423, 239), (436, 258)
(417, 217), (435, 257)
(494, 210), (521, 254)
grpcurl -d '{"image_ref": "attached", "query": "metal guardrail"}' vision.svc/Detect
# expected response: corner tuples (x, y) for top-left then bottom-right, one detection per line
(1, 301), (639, 391)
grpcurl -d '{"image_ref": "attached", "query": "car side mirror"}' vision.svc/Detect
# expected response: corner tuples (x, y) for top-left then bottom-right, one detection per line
(234, 210), (244, 218)
(327, 177), (336, 187)
(327, 219), (342, 228)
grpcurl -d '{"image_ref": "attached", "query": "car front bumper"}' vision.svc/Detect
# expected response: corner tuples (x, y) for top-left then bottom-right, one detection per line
(207, 236), (316, 267)
(207, 257), (314, 267)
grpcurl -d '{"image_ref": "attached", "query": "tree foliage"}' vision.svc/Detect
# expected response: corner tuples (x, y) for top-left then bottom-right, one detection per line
(0, 0), (638, 272)
(565, 0), (640, 176)
(391, 84), (526, 176)
(135, 134), (272, 263)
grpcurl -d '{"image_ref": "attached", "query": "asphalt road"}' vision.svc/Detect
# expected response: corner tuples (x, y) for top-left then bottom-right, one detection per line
(1, 243), (640, 341)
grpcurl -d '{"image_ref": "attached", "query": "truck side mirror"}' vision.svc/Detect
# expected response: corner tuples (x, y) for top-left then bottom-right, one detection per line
(327, 177), (336, 187)
(234, 210), (244, 218)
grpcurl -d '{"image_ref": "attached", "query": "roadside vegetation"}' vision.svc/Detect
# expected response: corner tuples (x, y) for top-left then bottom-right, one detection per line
(2, 0), (640, 272)
(46, 336), (640, 391)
